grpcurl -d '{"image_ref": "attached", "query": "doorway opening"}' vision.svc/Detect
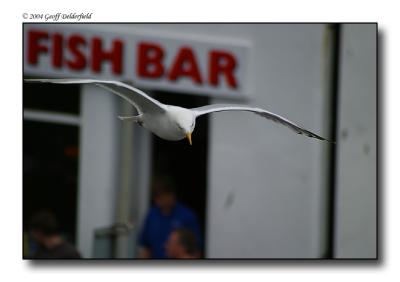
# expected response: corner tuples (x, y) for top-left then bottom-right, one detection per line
(150, 91), (209, 254)
(23, 81), (80, 257)
(23, 121), (79, 242)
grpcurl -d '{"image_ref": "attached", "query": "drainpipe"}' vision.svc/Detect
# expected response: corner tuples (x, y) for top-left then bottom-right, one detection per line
(114, 98), (135, 258)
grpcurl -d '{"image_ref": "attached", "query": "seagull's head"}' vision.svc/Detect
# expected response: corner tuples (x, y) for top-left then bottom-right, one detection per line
(171, 107), (196, 145)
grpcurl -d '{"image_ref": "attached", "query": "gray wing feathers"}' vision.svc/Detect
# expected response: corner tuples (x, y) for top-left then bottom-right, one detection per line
(193, 104), (330, 142)
(24, 78), (165, 114)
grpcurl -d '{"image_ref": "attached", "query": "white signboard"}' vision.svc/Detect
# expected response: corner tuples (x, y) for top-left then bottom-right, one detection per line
(24, 24), (249, 98)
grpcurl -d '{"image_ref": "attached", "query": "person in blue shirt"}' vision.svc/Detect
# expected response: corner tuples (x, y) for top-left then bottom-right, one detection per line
(138, 176), (202, 259)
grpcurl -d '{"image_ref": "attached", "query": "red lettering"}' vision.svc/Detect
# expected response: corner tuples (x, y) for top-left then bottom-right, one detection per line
(52, 33), (63, 68)
(66, 35), (87, 70)
(92, 38), (123, 74)
(26, 28), (242, 92)
(209, 51), (238, 89)
(137, 42), (164, 78)
(168, 47), (202, 84)
(27, 30), (49, 65)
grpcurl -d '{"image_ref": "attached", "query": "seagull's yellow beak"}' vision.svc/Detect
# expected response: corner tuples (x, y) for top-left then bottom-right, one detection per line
(186, 133), (192, 145)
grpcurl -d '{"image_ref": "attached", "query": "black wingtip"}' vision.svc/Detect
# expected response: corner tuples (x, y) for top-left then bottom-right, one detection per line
(316, 136), (336, 144)
(306, 132), (336, 144)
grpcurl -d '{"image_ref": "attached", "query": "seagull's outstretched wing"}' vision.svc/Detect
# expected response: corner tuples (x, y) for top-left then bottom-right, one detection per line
(24, 78), (166, 114)
(192, 104), (331, 142)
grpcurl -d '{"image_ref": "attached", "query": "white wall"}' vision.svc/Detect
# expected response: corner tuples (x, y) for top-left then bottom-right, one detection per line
(77, 85), (120, 258)
(77, 85), (152, 258)
(205, 24), (331, 258)
(334, 24), (377, 258)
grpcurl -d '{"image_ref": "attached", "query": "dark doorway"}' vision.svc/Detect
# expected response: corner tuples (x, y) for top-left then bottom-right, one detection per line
(23, 80), (80, 258)
(150, 91), (209, 253)
(23, 120), (80, 250)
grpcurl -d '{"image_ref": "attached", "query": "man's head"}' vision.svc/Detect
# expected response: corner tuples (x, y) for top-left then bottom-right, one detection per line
(165, 228), (199, 259)
(29, 211), (59, 245)
(152, 176), (177, 215)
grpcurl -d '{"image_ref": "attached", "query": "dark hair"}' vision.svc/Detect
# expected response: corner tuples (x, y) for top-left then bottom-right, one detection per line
(152, 175), (176, 198)
(174, 228), (199, 256)
(29, 211), (59, 236)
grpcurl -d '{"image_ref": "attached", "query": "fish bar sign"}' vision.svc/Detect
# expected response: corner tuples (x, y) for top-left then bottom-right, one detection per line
(23, 24), (249, 98)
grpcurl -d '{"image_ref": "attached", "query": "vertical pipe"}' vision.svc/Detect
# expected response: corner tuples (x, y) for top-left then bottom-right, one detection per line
(114, 99), (134, 258)
(113, 88), (153, 258)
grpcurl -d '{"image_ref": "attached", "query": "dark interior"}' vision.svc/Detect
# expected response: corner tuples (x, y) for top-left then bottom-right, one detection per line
(151, 90), (209, 253)
(23, 82), (80, 247)
(23, 120), (79, 244)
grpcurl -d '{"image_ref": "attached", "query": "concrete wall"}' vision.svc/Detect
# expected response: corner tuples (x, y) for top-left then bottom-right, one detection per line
(334, 24), (377, 258)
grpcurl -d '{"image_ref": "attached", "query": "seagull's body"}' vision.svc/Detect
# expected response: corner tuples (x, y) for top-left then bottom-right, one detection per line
(24, 78), (330, 144)
(142, 105), (195, 141)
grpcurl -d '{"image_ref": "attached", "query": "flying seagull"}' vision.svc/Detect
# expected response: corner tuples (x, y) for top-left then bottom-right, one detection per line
(24, 78), (330, 145)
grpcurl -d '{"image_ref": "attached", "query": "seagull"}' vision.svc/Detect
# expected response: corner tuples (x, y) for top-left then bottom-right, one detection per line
(24, 78), (331, 145)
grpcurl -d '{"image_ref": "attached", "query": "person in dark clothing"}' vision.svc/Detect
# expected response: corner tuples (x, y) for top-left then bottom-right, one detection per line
(138, 176), (202, 259)
(165, 228), (200, 259)
(29, 211), (81, 259)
